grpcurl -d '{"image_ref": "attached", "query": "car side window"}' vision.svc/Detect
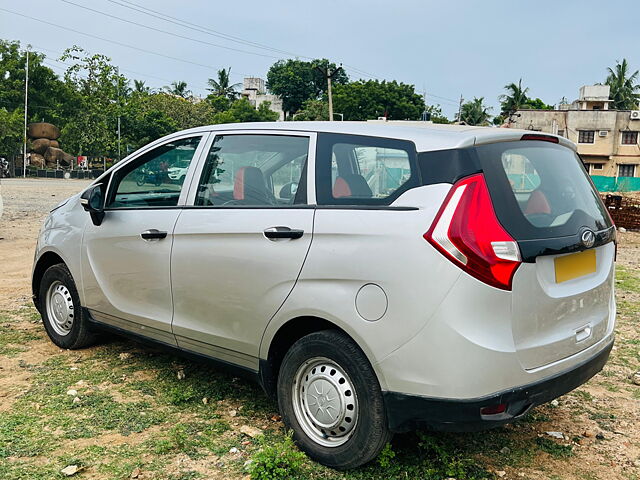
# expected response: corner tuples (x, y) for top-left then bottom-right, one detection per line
(106, 137), (201, 209)
(195, 134), (309, 206)
(315, 133), (418, 206)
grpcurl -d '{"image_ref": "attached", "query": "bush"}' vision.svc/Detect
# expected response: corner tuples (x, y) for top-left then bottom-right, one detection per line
(248, 433), (306, 480)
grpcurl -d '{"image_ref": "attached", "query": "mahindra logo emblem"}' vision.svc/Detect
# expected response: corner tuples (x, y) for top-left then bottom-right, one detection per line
(581, 230), (596, 248)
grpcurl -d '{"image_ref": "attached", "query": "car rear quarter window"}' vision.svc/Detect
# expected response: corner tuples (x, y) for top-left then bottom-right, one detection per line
(315, 133), (419, 205)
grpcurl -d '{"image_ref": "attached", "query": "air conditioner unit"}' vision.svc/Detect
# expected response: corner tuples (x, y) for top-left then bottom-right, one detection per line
(598, 130), (608, 137)
(630, 110), (640, 120)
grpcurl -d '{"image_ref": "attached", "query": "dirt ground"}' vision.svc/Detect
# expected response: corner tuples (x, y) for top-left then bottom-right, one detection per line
(0, 178), (638, 480)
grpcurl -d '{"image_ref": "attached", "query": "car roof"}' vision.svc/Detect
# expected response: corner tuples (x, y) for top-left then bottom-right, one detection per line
(174, 121), (576, 152)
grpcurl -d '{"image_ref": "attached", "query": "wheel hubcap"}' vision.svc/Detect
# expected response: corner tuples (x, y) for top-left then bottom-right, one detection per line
(292, 357), (358, 447)
(45, 281), (74, 336)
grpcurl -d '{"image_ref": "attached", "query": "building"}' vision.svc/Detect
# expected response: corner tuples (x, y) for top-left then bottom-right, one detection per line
(510, 85), (640, 178)
(241, 77), (285, 121)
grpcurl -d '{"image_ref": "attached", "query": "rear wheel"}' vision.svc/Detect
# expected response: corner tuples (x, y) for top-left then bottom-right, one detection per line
(277, 330), (391, 469)
(39, 263), (97, 349)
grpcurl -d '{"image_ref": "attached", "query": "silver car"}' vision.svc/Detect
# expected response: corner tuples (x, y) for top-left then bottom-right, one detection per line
(33, 122), (615, 468)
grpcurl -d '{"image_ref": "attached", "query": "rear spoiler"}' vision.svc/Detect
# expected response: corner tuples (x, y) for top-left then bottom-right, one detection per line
(473, 130), (577, 152)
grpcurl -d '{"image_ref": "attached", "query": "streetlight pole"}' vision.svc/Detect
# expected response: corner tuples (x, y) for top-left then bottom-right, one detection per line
(23, 45), (30, 178)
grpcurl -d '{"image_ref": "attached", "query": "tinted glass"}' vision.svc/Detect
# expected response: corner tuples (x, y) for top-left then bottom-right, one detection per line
(195, 134), (309, 206)
(107, 137), (201, 208)
(316, 133), (418, 205)
(477, 141), (611, 240)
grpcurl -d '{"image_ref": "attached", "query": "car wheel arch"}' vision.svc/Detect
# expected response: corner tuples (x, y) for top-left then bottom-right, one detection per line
(32, 251), (67, 312)
(259, 315), (383, 399)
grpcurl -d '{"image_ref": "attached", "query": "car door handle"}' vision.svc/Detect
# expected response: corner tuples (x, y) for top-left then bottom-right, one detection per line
(263, 227), (304, 240)
(140, 229), (168, 240)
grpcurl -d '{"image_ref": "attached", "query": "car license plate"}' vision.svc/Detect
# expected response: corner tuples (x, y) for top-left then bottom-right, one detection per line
(554, 249), (596, 283)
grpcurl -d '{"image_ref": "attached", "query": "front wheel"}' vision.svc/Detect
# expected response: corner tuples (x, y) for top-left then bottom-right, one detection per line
(277, 330), (392, 469)
(39, 263), (97, 349)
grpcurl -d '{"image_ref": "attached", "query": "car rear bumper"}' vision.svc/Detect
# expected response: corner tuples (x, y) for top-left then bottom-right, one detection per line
(383, 338), (613, 433)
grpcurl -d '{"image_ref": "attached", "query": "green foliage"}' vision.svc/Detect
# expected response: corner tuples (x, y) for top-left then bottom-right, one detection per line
(461, 97), (492, 125)
(165, 80), (192, 98)
(332, 80), (425, 121)
(292, 99), (328, 121)
(207, 68), (241, 100)
(377, 442), (396, 468)
(535, 437), (574, 458)
(0, 107), (24, 156)
(499, 78), (530, 116)
(59, 45), (126, 156)
(425, 104), (450, 124)
(267, 58), (348, 116)
(606, 59), (640, 110)
(248, 433), (306, 480)
(416, 433), (492, 479)
(523, 97), (554, 110)
(212, 97), (279, 124)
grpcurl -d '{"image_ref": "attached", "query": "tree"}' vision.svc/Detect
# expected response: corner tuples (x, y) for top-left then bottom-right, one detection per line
(211, 98), (279, 124)
(165, 81), (192, 98)
(136, 93), (216, 131)
(332, 80), (424, 121)
(460, 97), (491, 125)
(425, 104), (450, 124)
(523, 97), (553, 110)
(0, 107), (23, 156)
(133, 79), (150, 94)
(606, 59), (640, 110)
(292, 99), (328, 121)
(60, 46), (126, 156)
(0, 39), (75, 129)
(266, 58), (348, 117)
(499, 79), (529, 116)
(207, 68), (241, 100)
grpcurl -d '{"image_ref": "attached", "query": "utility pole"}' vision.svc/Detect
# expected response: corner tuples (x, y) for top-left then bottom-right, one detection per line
(116, 67), (121, 163)
(456, 94), (464, 124)
(315, 64), (343, 121)
(23, 45), (30, 178)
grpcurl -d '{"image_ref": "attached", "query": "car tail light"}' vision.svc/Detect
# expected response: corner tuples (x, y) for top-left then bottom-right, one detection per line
(424, 174), (521, 290)
(520, 133), (559, 143)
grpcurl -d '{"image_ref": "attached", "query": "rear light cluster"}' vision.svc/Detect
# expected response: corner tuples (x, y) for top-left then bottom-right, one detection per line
(424, 174), (521, 290)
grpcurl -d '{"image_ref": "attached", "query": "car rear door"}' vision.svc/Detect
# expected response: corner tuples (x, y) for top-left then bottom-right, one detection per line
(477, 139), (616, 369)
(170, 131), (315, 370)
(81, 134), (207, 345)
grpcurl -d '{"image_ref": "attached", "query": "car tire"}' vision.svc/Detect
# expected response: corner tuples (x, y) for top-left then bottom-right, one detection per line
(39, 263), (97, 349)
(277, 330), (392, 469)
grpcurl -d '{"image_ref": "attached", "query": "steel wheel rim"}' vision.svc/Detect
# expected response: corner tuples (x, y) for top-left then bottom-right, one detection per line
(292, 357), (359, 448)
(45, 280), (75, 336)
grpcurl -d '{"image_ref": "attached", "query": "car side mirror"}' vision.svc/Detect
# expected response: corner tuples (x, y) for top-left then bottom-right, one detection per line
(80, 183), (105, 226)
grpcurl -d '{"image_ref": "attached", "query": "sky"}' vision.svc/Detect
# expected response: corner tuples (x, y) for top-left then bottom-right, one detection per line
(1, 0), (639, 119)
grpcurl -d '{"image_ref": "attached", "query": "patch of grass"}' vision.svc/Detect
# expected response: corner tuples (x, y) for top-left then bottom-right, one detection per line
(0, 319), (42, 356)
(248, 433), (307, 480)
(535, 437), (574, 458)
(616, 265), (640, 293)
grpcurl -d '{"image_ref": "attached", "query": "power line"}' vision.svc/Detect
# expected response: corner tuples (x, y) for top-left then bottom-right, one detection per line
(58, 0), (281, 60)
(36, 46), (212, 94)
(0, 7), (251, 78)
(106, 0), (314, 60)
(103, 0), (380, 80)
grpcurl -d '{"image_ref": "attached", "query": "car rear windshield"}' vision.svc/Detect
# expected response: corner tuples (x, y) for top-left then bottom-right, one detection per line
(476, 141), (611, 240)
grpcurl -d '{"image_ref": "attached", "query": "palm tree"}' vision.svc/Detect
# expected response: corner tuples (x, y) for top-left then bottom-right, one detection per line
(207, 68), (241, 100)
(133, 79), (150, 94)
(165, 81), (191, 98)
(499, 79), (529, 116)
(606, 59), (640, 110)
(460, 97), (492, 126)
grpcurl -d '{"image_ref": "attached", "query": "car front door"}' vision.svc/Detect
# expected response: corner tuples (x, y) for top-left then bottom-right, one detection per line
(81, 134), (207, 345)
(170, 131), (315, 370)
